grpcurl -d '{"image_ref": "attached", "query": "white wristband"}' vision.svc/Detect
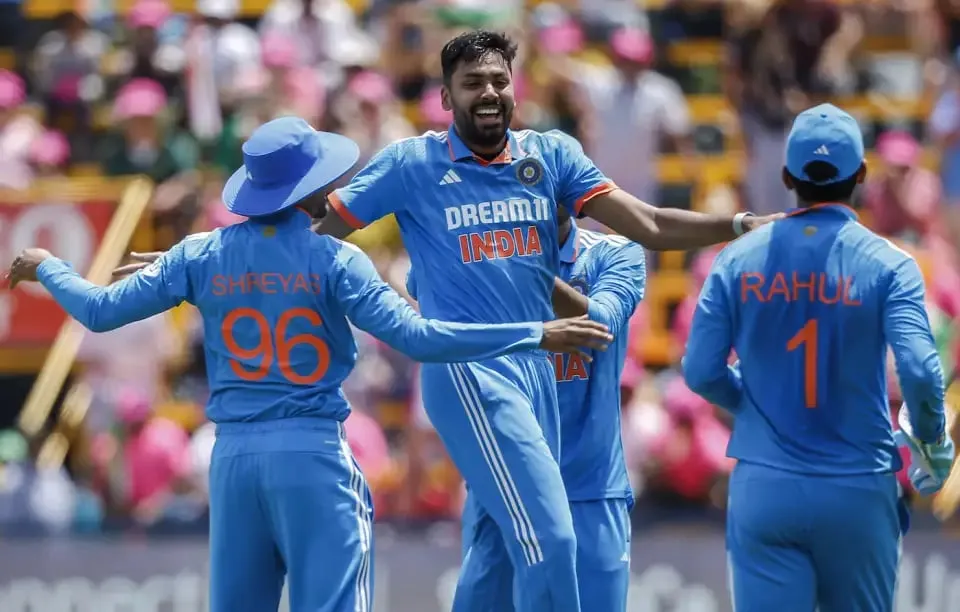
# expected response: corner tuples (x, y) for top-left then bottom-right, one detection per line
(733, 212), (754, 236)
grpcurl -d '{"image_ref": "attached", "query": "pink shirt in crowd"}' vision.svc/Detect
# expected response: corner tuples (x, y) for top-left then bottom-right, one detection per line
(122, 418), (190, 506)
(345, 409), (391, 482)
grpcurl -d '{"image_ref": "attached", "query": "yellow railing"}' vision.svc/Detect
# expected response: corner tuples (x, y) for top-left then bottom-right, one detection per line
(19, 177), (154, 468)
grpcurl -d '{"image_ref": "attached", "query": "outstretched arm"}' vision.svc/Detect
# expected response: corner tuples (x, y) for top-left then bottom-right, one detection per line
(9, 243), (190, 333)
(580, 190), (768, 251)
(333, 243), (610, 362)
(549, 130), (776, 251)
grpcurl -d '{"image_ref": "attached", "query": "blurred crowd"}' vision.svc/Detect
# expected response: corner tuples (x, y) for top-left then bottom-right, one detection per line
(1, 0), (960, 534)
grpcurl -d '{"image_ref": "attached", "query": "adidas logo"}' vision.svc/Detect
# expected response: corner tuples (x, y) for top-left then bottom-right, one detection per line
(620, 552), (630, 563)
(814, 145), (830, 156)
(439, 170), (462, 185)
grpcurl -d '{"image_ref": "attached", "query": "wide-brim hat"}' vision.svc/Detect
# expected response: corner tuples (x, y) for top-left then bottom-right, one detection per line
(223, 116), (360, 218)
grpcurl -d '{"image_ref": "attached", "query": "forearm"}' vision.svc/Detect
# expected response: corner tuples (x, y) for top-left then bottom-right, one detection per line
(897, 345), (947, 444)
(37, 259), (127, 332)
(682, 356), (743, 413)
(553, 278), (589, 318)
(582, 191), (741, 251)
(311, 205), (357, 240)
(645, 207), (740, 251)
(37, 258), (173, 332)
(888, 291), (948, 443)
(394, 318), (545, 362)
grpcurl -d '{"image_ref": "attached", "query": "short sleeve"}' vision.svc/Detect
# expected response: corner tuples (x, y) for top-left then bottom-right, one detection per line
(549, 133), (617, 217)
(328, 143), (406, 230)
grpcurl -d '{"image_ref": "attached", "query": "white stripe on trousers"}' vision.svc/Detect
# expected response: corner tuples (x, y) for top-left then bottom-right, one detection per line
(339, 422), (372, 612)
(449, 363), (544, 565)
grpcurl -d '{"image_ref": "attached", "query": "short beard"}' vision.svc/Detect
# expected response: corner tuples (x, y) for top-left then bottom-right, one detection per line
(452, 104), (513, 150)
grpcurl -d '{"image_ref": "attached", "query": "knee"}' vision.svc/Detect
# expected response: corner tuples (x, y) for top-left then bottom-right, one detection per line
(533, 520), (577, 564)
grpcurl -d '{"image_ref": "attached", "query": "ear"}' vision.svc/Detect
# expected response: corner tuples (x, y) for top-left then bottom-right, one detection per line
(855, 162), (867, 185)
(782, 167), (795, 191)
(440, 86), (452, 112)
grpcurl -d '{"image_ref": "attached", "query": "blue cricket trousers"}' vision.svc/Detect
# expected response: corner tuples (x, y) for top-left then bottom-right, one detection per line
(208, 418), (374, 612)
(421, 352), (580, 612)
(727, 461), (903, 612)
(458, 492), (632, 612)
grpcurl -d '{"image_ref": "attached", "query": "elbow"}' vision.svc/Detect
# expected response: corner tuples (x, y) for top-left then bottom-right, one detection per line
(681, 355), (718, 398)
(83, 316), (117, 334)
(899, 352), (946, 406)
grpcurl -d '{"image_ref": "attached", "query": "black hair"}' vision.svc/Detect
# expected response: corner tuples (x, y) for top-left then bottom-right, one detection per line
(787, 160), (861, 204)
(440, 30), (518, 85)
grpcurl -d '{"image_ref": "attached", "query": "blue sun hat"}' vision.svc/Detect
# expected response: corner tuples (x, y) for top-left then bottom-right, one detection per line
(223, 116), (360, 218)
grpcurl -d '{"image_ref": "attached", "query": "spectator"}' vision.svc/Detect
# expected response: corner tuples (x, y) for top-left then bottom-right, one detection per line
(0, 429), (31, 525)
(27, 129), (71, 179)
(113, 0), (184, 99)
(929, 52), (960, 259)
(184, 0), (261, 143)
(336, 70), (416, 164)
(418, 85), (452, 132)
(863, 130), (941, 241)
(31, 8), (108, 149)
(0, 69), (41, 189)
(569, 27), (694, 203)
(76, 301), (179, 433)
(725, 0), (862, 215)
(100, 78), (194, 180)
(91, 391), (192, 524)
(645, 377), (733, 505)
(524, 19), (591, 140)
(259, 0), (377, 89)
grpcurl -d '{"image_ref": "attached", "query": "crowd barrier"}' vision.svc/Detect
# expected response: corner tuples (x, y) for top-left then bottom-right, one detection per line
(0, 526), (957, 611)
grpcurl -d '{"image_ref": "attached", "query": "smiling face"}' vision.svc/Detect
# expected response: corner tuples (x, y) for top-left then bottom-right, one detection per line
(441, 51), (515, 152)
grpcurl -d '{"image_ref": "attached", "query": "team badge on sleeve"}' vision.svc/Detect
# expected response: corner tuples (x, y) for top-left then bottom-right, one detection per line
(568, 276), (588, 295)
(516, 159), (544, 187)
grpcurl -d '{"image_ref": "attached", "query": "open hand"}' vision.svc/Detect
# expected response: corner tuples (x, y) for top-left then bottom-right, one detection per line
(540, 315), (613, 360)
(5, 248), (54, 289)
(112, 251), (164, 279)
(743, 213), (785, 233)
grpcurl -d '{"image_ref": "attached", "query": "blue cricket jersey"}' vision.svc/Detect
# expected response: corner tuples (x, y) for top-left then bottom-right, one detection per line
(683, 204), (946, 476)
(329, 128), (616, 325)
(35, 210), (550, 424)
(554, 221), (646, 502)
(407, 220), (646, 500)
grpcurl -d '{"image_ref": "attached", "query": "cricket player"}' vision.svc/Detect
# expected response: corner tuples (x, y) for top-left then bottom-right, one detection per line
(5, 117), (615, 612)
(410, 198), (646, 612)
(118, 31), (777, 611)
(682, 103), (955, 612)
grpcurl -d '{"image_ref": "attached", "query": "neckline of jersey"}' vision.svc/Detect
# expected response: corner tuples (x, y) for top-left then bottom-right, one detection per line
(784, 203), (859, 221)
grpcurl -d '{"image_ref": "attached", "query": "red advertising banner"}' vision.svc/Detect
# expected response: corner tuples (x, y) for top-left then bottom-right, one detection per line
(0, 179), (134, 370)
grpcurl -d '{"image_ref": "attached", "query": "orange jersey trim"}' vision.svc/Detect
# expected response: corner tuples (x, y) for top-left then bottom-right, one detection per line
(574, 183), (618, 216)
(327, 192), (367, 230)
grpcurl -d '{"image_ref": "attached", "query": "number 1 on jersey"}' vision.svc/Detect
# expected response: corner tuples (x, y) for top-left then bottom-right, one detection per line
(786, 318), (818, 409)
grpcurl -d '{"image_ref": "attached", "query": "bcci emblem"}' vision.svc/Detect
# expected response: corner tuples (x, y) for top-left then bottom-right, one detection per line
(516, 159), (544, 186)
(568, 277), (588, 295)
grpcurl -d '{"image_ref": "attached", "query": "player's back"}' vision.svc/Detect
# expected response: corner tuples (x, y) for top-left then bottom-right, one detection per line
(180, 212), (360, 424)
(723, 206), (907, 475)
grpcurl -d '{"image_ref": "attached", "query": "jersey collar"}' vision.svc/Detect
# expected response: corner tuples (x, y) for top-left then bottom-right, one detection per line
(559, 220), (580, 263)
(447, 125), (524, 165)
(248, 206), (313, 229)
(785, 203), (859, 221)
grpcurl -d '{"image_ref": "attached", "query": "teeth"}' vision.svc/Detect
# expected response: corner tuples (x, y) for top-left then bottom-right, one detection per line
(476, 108), (500, 116)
